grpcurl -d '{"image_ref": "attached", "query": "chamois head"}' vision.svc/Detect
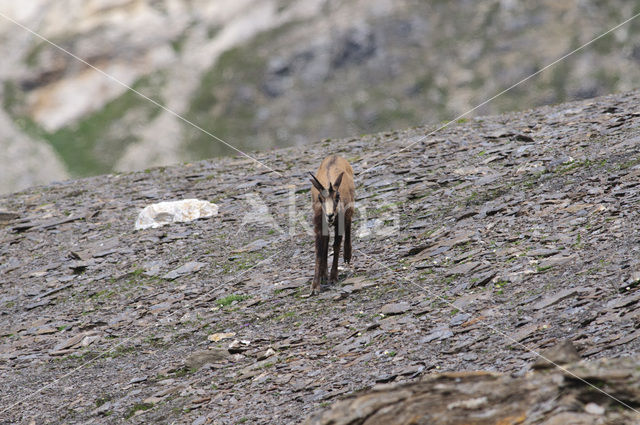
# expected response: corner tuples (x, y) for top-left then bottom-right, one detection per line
(309, 171), (344, 226)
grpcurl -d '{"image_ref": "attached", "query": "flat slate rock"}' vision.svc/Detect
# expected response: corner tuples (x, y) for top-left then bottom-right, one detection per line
(531, 288), (580, 310)
(185, 349), (229, 370)
(445, 261), (481, 277)
(381, 302), (411, 315)
(421, 327), (454, 343)
(533, 340), (581, 369)
(538, 255), (576, 269)
(0, 211), (19, 222)
(527, 248), (560, 257)
(162, 261), (207, 280)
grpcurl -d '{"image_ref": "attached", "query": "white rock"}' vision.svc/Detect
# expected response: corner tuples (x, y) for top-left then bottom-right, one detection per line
(584, 402), (605, 415)
(134, 199), (218, 230)
(257, 347), (276, 360)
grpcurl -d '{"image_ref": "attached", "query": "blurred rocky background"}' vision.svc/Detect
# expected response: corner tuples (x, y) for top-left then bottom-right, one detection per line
(1, 0), (640, 193)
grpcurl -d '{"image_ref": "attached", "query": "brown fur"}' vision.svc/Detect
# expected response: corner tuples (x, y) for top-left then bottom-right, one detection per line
(309, 155), (355, 294)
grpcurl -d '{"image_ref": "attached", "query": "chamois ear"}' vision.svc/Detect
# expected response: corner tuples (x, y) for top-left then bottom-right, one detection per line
(333, 172), (345, 190)
(309, 172), (325, 193)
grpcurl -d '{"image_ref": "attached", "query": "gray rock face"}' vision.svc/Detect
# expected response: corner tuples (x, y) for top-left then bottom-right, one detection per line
(2, 0), (640, 192)
(0, 109), (68, 194)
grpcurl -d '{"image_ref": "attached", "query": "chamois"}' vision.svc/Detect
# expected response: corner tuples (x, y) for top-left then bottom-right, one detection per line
(309, 155), (355, 295)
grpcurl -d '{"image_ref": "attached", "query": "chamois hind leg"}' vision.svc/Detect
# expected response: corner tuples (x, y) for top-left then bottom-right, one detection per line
(344, 213), (352, 264)
(330, 225), (342, 284)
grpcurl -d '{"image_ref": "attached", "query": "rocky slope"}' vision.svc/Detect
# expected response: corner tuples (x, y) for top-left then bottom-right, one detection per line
(1, 90), (640, 424)
(2, 0), (640, 193)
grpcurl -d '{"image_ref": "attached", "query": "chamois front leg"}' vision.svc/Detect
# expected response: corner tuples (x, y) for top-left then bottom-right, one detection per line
(330, 223), (342, 284)
(320, 234), (329, 284)
(312, 232), (329, 294)
(344, 212), (352, 264)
